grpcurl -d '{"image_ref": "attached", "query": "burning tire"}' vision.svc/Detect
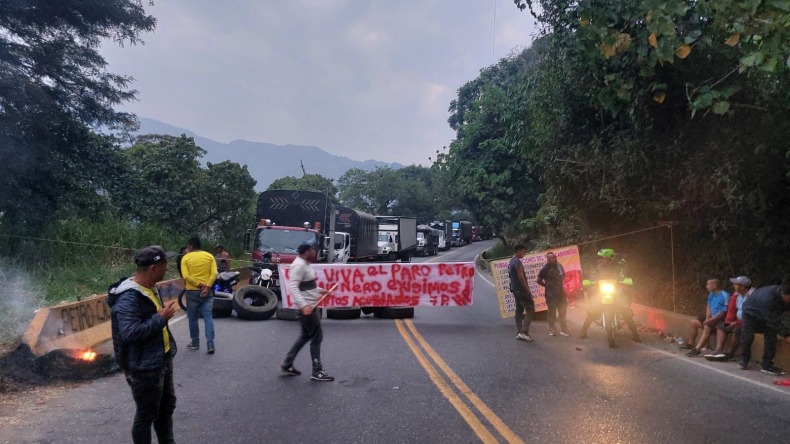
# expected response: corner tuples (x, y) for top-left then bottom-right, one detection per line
(373, 307), (414, 319)
(326, 307), (361, 320)
(232, 285), (277, 320)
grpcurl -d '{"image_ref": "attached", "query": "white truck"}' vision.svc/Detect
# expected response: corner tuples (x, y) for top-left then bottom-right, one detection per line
(376, 216), (418, 262)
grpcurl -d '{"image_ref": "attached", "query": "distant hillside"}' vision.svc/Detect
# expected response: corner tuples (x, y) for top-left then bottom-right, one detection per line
(136, 117), (403, 190)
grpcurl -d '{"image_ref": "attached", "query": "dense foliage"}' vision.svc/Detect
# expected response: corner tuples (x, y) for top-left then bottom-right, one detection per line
(434, 1), (790, 311)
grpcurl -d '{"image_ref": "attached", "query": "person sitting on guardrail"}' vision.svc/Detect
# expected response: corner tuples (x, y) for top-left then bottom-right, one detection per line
(704, 276), (754, 361)
(109, 245), (178, 444)
(737, 283), (790, 375)
(683, 279), (729, 357)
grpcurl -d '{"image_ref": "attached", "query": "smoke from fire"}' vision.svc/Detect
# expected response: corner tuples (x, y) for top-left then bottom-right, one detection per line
(0, 259), (45, 347)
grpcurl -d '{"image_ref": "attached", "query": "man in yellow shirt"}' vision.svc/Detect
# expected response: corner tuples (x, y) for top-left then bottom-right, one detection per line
(181, 237), (218, 354)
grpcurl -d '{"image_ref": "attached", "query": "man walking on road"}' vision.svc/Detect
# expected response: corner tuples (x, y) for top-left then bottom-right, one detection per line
(109, 246), (177, 444)
(509, 245), (535, 342)
(738, 283), (790, 375)
(281, 239), (335, 381)
(537, 252), (571, 337)
(181, 237), (218, 354)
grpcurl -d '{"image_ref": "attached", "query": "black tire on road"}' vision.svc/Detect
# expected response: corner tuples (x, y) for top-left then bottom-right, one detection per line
(603, 309), (617, 348)
(178, 289), (188, 311)
(326, 307), (361, 320)
(276, 301), (300, 321)
(232, 285), (278, 320)
(361, 307), (376, 315)
(212, 291), (233, 318)
(373, 307), (414, 319)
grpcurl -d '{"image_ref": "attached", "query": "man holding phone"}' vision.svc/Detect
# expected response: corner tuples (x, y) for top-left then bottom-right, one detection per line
(109, 245), (178, 444)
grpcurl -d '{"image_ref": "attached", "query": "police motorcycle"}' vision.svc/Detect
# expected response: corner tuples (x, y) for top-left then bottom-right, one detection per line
(582, 248), (636, 348)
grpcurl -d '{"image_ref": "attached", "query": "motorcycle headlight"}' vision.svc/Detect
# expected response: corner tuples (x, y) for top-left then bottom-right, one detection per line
(599, 280), (616, 304)
(261, 269), (273, 280)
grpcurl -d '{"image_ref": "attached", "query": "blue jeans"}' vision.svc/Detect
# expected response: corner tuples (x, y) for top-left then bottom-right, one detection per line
(186, 290), (214, 345)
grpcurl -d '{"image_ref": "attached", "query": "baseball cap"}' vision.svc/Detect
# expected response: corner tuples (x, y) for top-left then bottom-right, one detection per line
(297, 239), (319, 254)
(729, 276), (751, 286)
(134, 245), (176, 267)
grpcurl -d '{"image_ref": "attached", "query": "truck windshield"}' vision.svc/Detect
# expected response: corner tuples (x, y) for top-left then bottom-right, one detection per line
(255, 229), (315, 254)
(334, 233), (345, 249)
(417, 232), (425, 239)
(378, 234), (390, 242)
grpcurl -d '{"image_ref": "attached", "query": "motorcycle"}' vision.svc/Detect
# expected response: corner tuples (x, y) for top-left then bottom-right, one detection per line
(249, 266), (277, 290)
(583, 277), (633, 348)
(178, 270), (240, 318)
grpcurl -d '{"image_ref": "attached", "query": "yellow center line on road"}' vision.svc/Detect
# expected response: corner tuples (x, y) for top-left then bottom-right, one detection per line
(402, 320), (525, 444)
(394, 320), (499, 444)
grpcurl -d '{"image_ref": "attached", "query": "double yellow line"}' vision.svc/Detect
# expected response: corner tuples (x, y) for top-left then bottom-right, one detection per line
(395, 319), (524, 444)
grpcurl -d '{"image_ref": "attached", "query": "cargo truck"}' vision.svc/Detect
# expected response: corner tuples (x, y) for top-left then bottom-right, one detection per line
(333, 206), (379, 263)
(376, 216), (417, 262)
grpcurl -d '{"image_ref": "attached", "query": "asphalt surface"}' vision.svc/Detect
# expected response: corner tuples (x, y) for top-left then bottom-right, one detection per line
(3, 240), (790, 443)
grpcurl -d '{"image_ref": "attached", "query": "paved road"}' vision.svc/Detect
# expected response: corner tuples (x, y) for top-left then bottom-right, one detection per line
(3, 240), (790, 443)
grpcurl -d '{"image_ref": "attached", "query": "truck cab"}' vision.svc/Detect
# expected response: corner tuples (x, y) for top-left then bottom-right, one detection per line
(333, 231), (351, 263)
(377, 231), (397, 261)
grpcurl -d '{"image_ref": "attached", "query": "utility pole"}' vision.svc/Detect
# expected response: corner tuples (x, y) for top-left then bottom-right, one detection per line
(658, 221), (680, 312)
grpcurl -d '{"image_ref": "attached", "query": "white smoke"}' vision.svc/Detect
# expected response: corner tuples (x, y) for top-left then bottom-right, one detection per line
(0, 258), (45, 346)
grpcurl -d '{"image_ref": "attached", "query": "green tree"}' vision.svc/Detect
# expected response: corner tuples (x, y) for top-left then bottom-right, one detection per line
(197, 161), (258, 246)
(434, 49), (544, 241)
(337, 167), (435, 221)
(114, 134), (206, 233)
(267, 173), (339, 205)
(0, 0), (156, 237)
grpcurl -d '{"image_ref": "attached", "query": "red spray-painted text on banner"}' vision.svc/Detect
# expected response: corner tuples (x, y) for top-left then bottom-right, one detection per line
(278, 263), (475, 308)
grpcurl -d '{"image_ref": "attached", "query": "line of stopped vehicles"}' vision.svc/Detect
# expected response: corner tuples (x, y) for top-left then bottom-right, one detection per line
(180, 190), (493, 322)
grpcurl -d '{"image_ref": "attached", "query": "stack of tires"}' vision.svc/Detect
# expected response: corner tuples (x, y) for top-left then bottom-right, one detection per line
(178, 290), (235, 318)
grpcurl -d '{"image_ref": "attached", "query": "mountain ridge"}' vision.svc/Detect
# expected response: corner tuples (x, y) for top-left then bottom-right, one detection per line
(135, 117), (403, 190)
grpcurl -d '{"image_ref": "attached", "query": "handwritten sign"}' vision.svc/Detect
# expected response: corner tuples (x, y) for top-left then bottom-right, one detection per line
(278, 263), (475, 308)
(490, 245), (583, 318)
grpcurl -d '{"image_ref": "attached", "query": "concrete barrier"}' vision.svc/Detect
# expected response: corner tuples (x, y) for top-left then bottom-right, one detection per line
(22, 278), (186, 357)
(630, 302), (790, 369)
(20, 266), (254, 357)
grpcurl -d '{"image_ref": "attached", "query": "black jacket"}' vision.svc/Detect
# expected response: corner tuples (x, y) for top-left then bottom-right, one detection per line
(108, 278), (177, 372)
(742, 285), (790, 333)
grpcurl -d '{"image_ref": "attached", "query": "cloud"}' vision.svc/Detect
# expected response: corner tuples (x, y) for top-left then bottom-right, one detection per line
(101, 0), (537, 165)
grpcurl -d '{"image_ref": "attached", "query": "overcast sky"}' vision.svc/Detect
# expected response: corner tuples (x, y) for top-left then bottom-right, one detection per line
(101, 0), (538, 165)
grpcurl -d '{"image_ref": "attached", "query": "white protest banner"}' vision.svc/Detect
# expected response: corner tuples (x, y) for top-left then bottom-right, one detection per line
(490, 245), (583, 318)
(278, 262), (475, 308)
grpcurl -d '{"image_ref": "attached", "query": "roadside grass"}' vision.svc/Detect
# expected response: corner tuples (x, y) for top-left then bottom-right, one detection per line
(484, 240), (513, 260)
(0, 217), (241, 346)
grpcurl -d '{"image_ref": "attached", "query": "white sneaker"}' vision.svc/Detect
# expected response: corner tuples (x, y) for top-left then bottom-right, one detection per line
(559, 331), (571, 337)
(516, 333), (534, 342)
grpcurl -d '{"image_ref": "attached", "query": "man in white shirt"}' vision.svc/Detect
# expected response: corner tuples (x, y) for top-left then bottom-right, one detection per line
(280, 240), (334, 382)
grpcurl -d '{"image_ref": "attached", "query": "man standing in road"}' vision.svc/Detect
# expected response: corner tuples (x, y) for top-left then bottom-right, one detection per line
(281, 239), (335, 381)
(181, 237), (218, 354)
(215, 244), (231, 273)
(109, 246), (177, 444)
(537, 252), (571, 337)
(509, 245), (535, 342)
(738, 283), (790, 375)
